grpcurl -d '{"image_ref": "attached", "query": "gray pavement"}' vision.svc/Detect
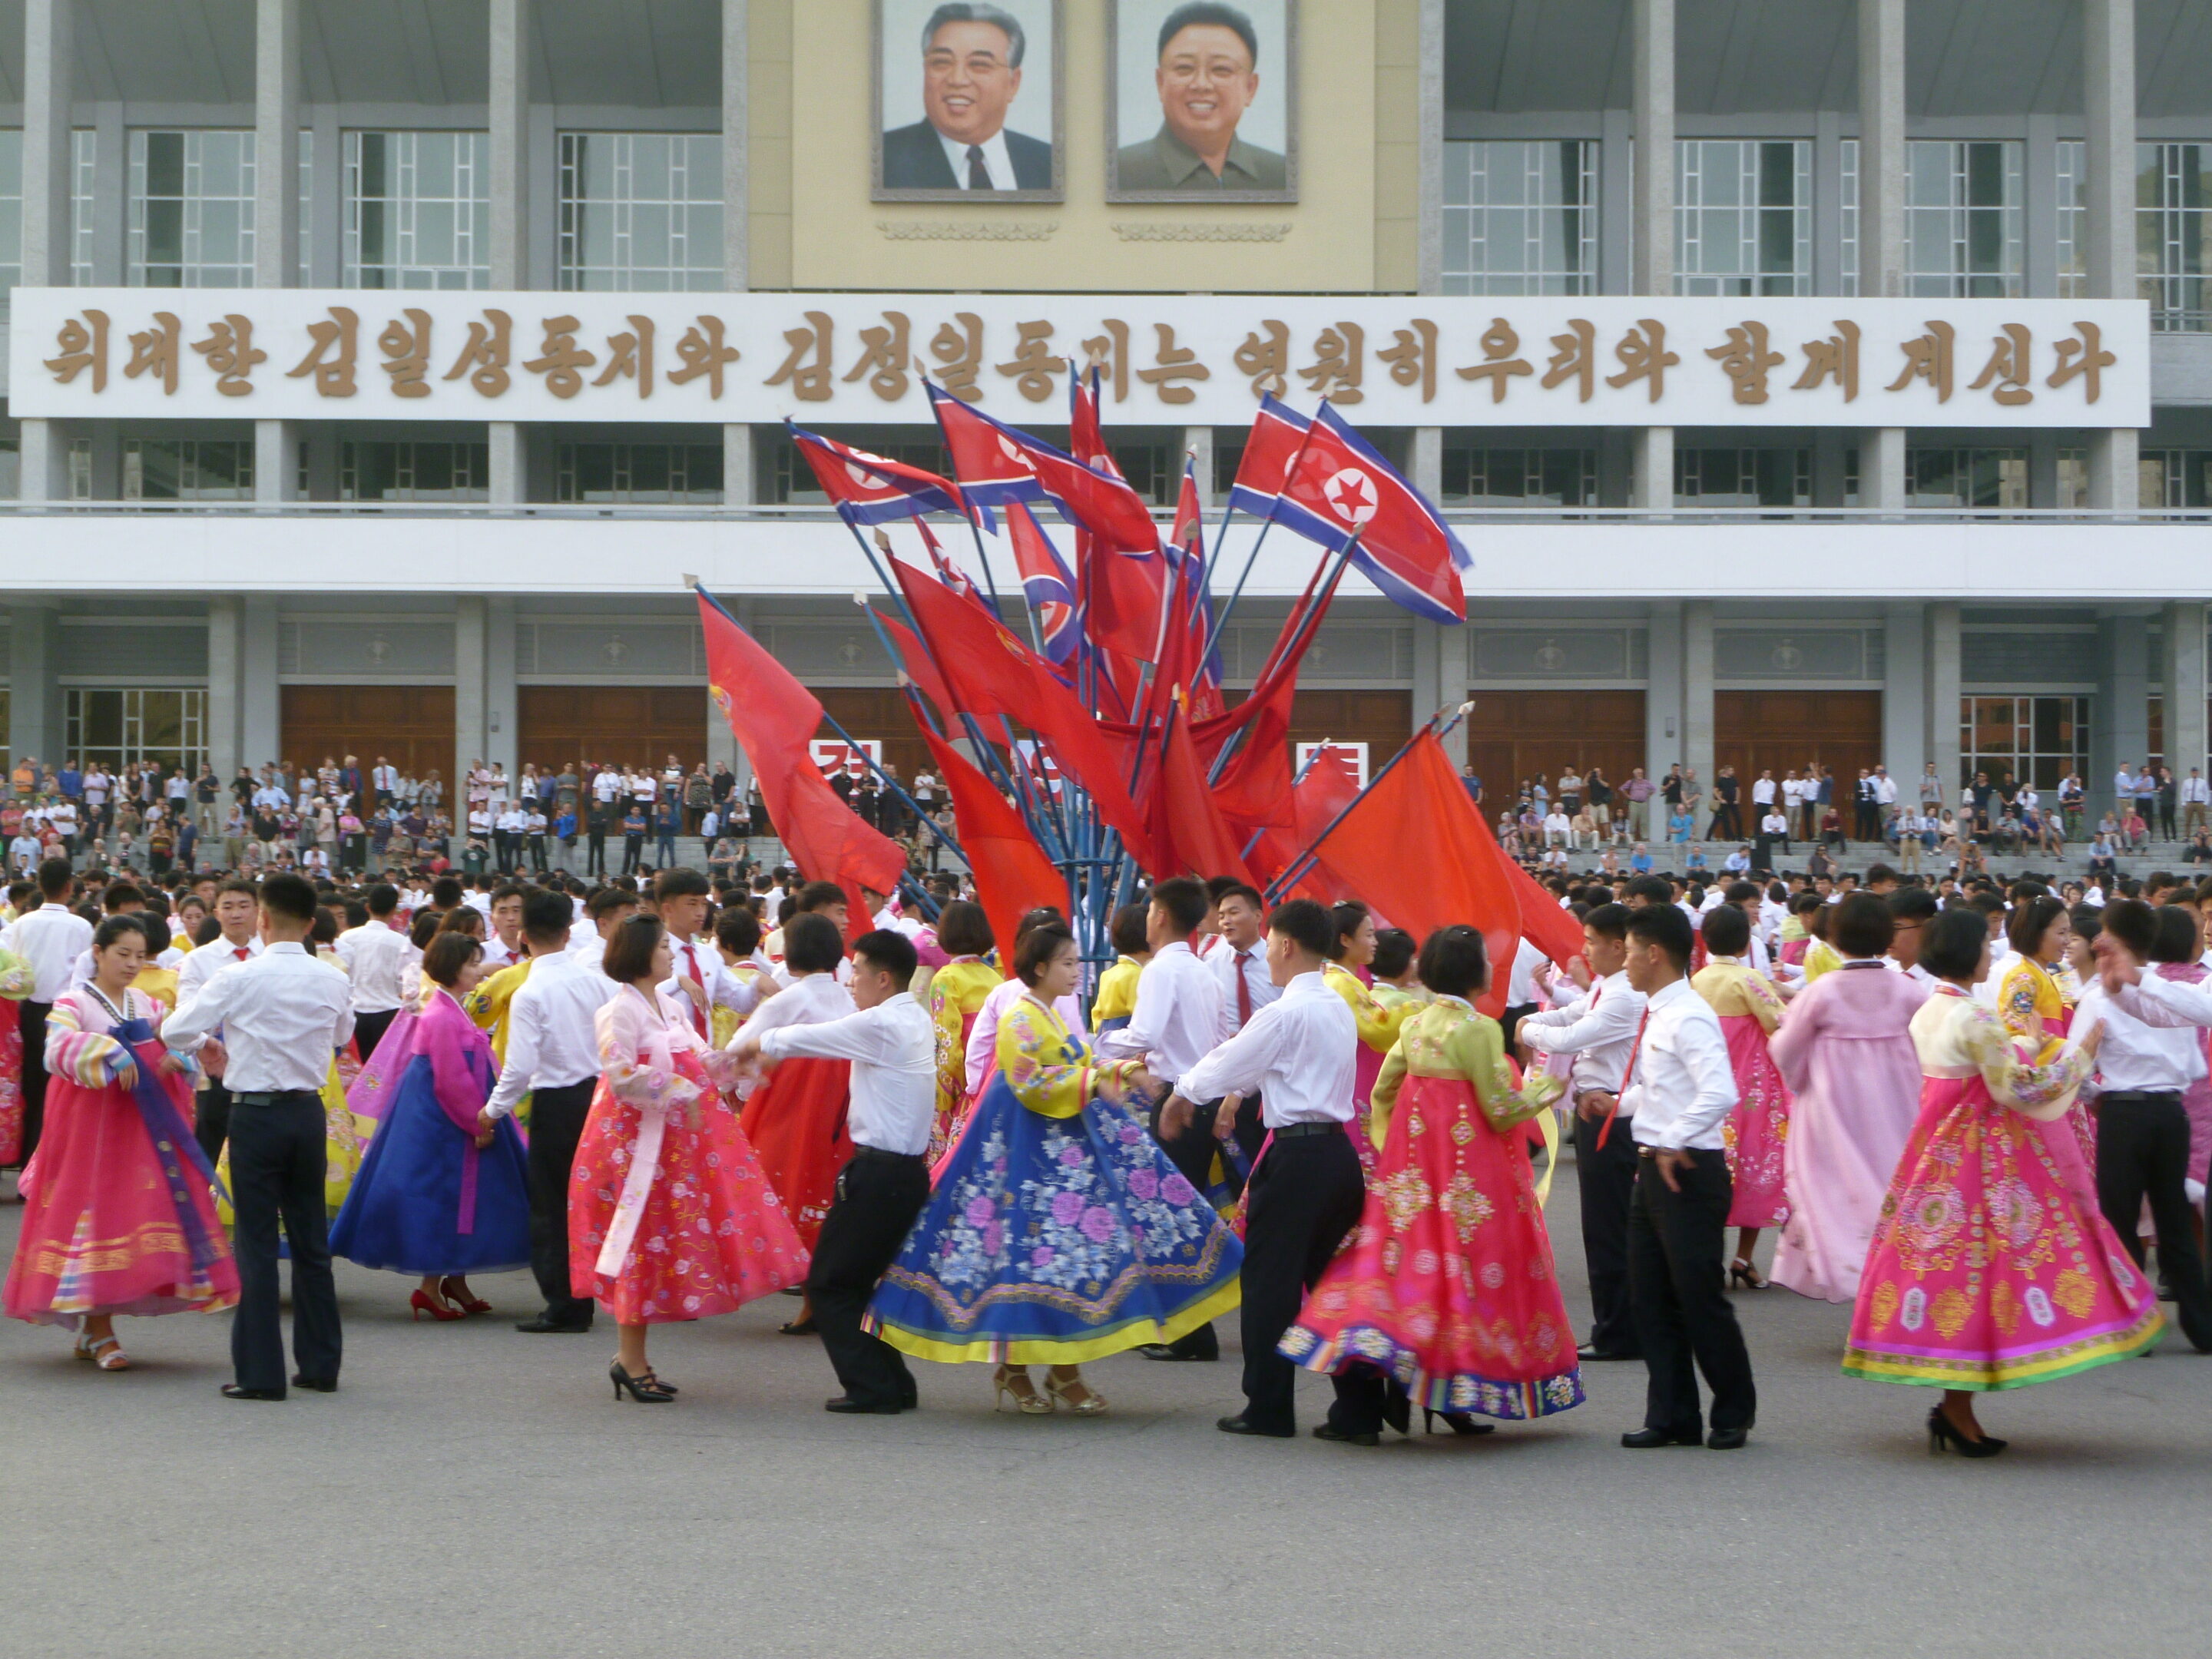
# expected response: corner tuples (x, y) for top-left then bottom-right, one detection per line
(1, 1163), (2204, 1659)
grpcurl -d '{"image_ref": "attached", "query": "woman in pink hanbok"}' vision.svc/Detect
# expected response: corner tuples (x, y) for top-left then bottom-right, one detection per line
(1689, 903), (1792, 1286)
(1768, 893), (1929, 1304)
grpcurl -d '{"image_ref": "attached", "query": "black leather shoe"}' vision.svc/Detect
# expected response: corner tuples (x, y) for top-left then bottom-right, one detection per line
(1620, 1426), (1704, 1449)
(514, 1316), (593, 1334)
(1313, 1422), (1381, 1447)
(1216, 1415), (1294, 1438)
(1137, 1343), (1216, 1361)
(290, 1375), (338, 1393)
(1379, 1382), (1412, 1436)
(823, 1395), (903, 1415)
(1577, 1343), (1640, 1362)
(221, 1383), (286, 1402)
(1706, 1426), (1750, 1450)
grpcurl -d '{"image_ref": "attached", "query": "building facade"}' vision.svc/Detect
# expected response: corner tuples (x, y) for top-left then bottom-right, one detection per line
(0, 0), (2207, 809)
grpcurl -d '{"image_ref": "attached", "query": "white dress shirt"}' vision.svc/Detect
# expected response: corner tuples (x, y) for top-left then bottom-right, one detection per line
(758, 992), (935, 1155)
(1520, 969), (1647, 1095)
(1178, 970), (1356, 1129)
(1099, 940), (1224, 1079)
(2073, 982), (2208, 1097)
(174, 932), (263, 1012)
(482, 949), (620, 1120)
(659, 935), (762, 1031)
(1621, 975), (1739, 1151)
(2112, 971), (2212, 1031)
(161, 941), (353, 1092)
(731, 970), (857, 1047)
(1210, 938), (1280, 1039)
(335, 920), (409, 1014)
(935, 125), (1017, 190)
(1505, 945), (1551, 1008)
(10, 902), (93, 1002)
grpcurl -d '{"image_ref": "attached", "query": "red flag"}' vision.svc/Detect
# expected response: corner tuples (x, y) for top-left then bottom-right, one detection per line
(1247, 746), (1362, 900)
(1149, 699), (1255, 886)
(916, 725), (1064, 962)
(932, 387), (1161, 553)
(874, 610), (958, 723)
(1068, 369), (1168, 662)
(1504, 842), (1590, 970)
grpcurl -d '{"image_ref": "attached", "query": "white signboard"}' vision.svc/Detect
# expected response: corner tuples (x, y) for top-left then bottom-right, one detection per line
(810, 739), (882, 776)
(1297, 741), (1369, 789)
(7, 290), (2150, 429)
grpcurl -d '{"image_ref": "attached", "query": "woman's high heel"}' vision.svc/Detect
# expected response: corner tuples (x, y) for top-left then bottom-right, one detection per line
(439, 1277), (492, 1316)
(1728, 1257), (1769, 1290)
(610, 1361), (674, 1402)
(992, 1364), (1052, 1415)
(1422, 1407), (1495, 1437)
(1045, 1372), (1107, 1416)
(410, 1289), (463, 1323)
(1926, 1405), (2005, 1458)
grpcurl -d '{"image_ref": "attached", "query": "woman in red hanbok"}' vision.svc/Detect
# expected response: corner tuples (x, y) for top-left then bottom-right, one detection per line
(0, 939), (35, 1181)
(1689, 902), (1793, 1285)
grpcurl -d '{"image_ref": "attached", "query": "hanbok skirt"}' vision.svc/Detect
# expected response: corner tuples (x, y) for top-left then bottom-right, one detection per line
(329, 1051), (532, 1278)
(3, 1048), (238, 1325)
(864, 1075), (1243, 1364)
(1718, 1013), (1791, 1229)
(1843, 1074), (2163, 1390)
(0, 1001), (22, 1167)
(1280, 1074), (1584, 1419)
(569, 1052), (808, 1325)
(737, 1055), (851, 1248)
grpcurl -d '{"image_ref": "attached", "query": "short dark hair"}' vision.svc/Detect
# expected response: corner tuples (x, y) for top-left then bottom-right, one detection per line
(600, 913), (665, 984)
(439, 906), (483, 938)
(103, 881), (144, 912)
(1830, 892), (1895, 959)
(1724, 881), (1760, 905)
(1109, 902), (1151, 958)
(1157, 0), (1257, 67)
(654, 867), (710, 902)
(1217, 882), (1265, 914)
(922, 0), (1026, 67)
(2101, 896), (2159, 962)
(1625, 902), (1693, 969)
(136, 912), (172, 954)
(934, 899), (995, 959)
(853, 927), (919, 985)
(783, 912), (846, 975)
(587, 886), (640, 922)
(2006, 894), (2068, 959)
(1888, 886), (1939, 922)
(1922, 908), (1990, 981)
(1416, 924), (1488, 1000)
(1151, 876), (1210, 935)
(431, 876), (464, 909)
(260, 872), (318, 924)
(2151, 903), (2200, 965)
(796, 880), (848, 915)
(1623, 874), (1673, 907)
(410, 909), (443, 949)
(1267, 898), (1334, 959)
(1014, 922), (1075, 987)
(93, 912), (147, 954)
(1371, 926), (1417, 981)
(715, 906), (762, 959)
(422, 930), (484, 988)
(37, 857), (73, 899)
(1700, 902), (1750, 957)
(489, 882), (526, 908)
(1582, 902), (1632, 942)
(522, 888), (573, 945)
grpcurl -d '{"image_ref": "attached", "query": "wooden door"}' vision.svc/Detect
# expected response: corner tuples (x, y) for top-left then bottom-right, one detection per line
(280, 685), (455, 785)
(517, 686), (707, 775)
(1460, 690), (1647, 809)
(1715, 690), (1883, 787)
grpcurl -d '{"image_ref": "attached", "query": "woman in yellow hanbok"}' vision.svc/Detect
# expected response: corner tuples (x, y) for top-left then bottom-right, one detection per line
(922, 902), (1004, 1163)
(1090, 904), (1151, 1037)
(1322, 902), (1416, 1170)
(1995, 893), (2093, 1167)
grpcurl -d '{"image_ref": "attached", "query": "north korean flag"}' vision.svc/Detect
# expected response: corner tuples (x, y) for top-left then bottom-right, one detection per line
(929, 383), (1161, 555)
(786, 421), (965, 524)
(1005, 501), (1080, 667)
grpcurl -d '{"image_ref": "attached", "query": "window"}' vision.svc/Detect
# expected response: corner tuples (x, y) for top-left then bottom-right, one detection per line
(1960, 695), (2089, 792)
(1440, 446), (1597, 507)
(0, 131), (19, 301)
(558, 133), (721, 292)
(131, 130), (255, 286)
(2137, 142), (2212, 332)
(73, 128), (94, 284)
(2058, 140), (2087, 300)
(339, 441), (491, 501)
(1107, 440), (1178, 506)
(1905, 141), (2023, 298)
(2140, 449), (2212, 509)
(1442, 140), (1598, 296)
(1675, 141), (1810, 296)
(1909, 448), (2027, 508)
(1675, 448), (1810, 508)
(345, 131), (488, 290)
(124, 439), (255, 500)
(554, 442), (724, 503)
(1840, 137), (1858, 296)
(65, 689), (207, 780)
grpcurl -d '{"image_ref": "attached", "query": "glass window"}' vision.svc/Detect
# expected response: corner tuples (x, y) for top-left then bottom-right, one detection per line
(2057, 140), (2087, 300)
(65, 689), (207, 780)
(73, 127), (94, 284)
(1674, 448), (1810, 507)
(1442, 140), (1598, 296)
(1905, 141), (2023, 298)
(1840, 137), (1859, 297)
(558, 133), (721, 292)
(1909, 447), (2027, 508)
(345, 131), (488, 290)
(131, 130), (256, 287)
(1440, 446), (1598, 507)
(1960, 695), (2089, 792)
(554, 442), (724, 503)
(1675, 140), (1810, 296)
(2140, 449), (2212, 509)
(124, 439), (255, 501)
(339, 441), (492, 501)
(2137, 142), (2212, 332)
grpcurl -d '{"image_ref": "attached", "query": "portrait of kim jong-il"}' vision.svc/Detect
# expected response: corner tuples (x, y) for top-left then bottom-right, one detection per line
(1111, 0), (1295, 200)
(876, 0), (1061, 200)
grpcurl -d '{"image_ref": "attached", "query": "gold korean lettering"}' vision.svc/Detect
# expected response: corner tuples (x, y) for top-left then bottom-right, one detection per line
(124, 311), (183, 396)
(190, 314), (267, 398)
(926, 313), (983, 402)
(995, 321), (1065, 402)
(1604, 319), (1678, 402)
(1233, 320), (1290, 398)
(2047, 320), (2115, 404)
(1135, 323), (1211, 405)
(1886, 321), (1956, 402)
(1455, 318), (1533, 404)
(1081, 319), (1131, 403)
(667, 316), (743, 398)
(45, 310), (111, 390)
(377, 309), (433, 399)
(1966, 323), (2033, 406)
(1376, 319), (1438, 402)
(523, 316), (597, 399)
(1704, 321), (1786, 406)
(443, 310), (514, 397)
(1298, 323), (1366, 402)
(1790, 320), (1861, 401)
(592, 316), (656, 397)
(286, 306), (360, 398)
(1541, 319), (1597, 402)
(844, 311), (913, 401)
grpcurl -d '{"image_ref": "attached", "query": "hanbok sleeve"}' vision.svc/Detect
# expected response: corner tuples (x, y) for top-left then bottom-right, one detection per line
(43, 997), (128, 1088)
(1998, 966), (2041, 1046)
(1741, 972), (1786, 1035)
(1456, 1012), (1558, 1134)
(997, 1000), (1144, 1118)
(1957, 1002), (2091, 1121)
(597, 995), (700, 1114)
(1367, 1035), (1410, 1151)
(1332, 967), (1414, 1054)
(0, 947), (33, 1001)
(422, 1005), (495, 1134)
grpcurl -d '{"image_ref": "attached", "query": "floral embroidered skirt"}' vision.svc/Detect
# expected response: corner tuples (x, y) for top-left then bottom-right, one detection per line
(1279, 1074), (1584, 1419)
(1718, 1013), (1791, 1230)
(864, 1075), (1243, 1365)
(0, 1003), (21, 1167)
(1843, 1075), (2164, 1391)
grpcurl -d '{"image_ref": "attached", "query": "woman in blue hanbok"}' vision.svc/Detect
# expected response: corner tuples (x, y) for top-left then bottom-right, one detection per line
(865, 923), (1242, 1416)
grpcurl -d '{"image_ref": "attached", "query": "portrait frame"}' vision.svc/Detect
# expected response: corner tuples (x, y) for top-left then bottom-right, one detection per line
(1107, 0), (1299, 204)
(873, 0), (1067, 203)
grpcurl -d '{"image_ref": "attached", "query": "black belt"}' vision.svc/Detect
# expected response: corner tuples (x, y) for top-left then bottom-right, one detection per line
(1270, 1121), (1346, 1140)
(851, 1145), (926, 1163)
(2099, 1090), (2183, 1104)
(233, 1089), (323, 1107)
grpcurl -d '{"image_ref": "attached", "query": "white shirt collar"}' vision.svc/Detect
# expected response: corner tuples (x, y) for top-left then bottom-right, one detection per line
(935, 125), (1016, 190)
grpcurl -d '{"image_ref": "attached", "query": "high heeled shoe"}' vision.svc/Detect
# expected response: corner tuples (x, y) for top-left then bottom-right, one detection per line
(439, 1277), (492, 1316)
(1423, 1408), (1495, 1436)
(1728, 1257), (1769, 1290)
(1045, 1372), (1107, 1416)
(1926, 1405), (2005, 1458)
(410, 1289), (464, 1323)
(610, 1361), (674, 1402)
(992, 1364), (1052, 1415)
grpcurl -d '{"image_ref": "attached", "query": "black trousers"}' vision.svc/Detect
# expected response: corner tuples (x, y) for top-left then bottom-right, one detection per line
(15, 1001), (53, 1166)
(194, 1079), (234, 1164)
(230, 1093), (343, 1392)
(1574, 1110), (1641, 1356)
(353, 1008), (399, 1067)
(1240, 1128), (1379, 1435)
(1707, 803), (1740, 840)
(1854, 800), (1880, 840)
(2096, 1091), (2212, 1351)
(621, 834), (644, 874)
(1628, 1149), (1755, 1434)
(586, 831), (607, 876)
(527, 1080), (598, 1326)
(807, 1150), (931, 1409)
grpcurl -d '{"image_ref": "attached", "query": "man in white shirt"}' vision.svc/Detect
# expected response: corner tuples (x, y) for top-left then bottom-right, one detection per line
(653, 869), (762, 1038)
(5, 857), (91, 1172)
(163, 872), (353, 1400)
(2183, 767), (2212, 839)
(1162, 898), (1369, 1442)
(1883, 886), (1940, 991)
(335, 882), (410, 1061)
(174, 878), (266, 1160)
(1518, 903), (1647, 1363)
(481, 883), (525, 969)
(1209, 882), (1280, 1158)
(1581, 902), (1754, 1450)
(733, 928), (934, 1415)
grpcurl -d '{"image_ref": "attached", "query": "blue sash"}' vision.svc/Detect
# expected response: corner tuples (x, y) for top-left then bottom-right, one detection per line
(111, 1016), (229, 1280)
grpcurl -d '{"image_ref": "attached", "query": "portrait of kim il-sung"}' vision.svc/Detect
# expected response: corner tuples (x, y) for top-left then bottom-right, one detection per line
(1110, 0), (1296, 201)
(875, 0), (1062, 201)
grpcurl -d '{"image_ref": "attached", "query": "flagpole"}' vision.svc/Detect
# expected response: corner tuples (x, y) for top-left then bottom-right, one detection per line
(922, 376), (1009, 610)
(1202, 403), (1325, 662)
(1267, 700), (1475, 904)
(1204, 534), (1359, 789)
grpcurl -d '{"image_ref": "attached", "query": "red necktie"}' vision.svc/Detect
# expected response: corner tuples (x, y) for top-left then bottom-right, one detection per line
(680, 943), (708, 1038)
(1237, 949), (1254, 1025)
(1598, 1008), (1649, 1151)
(233, 946), (250, 962)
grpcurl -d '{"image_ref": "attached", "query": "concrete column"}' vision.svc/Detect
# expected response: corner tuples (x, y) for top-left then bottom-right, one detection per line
(1184, 425), (1217, 505)
(1598, 108), (1633, 296)
(1416, 0), (1445, 298)
(309, 105), (343, 286)
(1631, 0), (1673, 513)
(721, 596), (757, 794)
(8, 605), (61, 778)
(1409, 426), (1442, 504)
(2092, 612), (2152, 808)
(1682, 598), (1715, 794)
(90, 104), (124, 283)
(723, 423), (756, 505)
(255, 0), (301, 290)
(723, 0), (750, 290)
(2026, 430), (2062, 509)
(1411, 621), (1442, 739)
(206, 596), (243, 783)
(240, 598), (281, 770)
(485, 597), (518, 777)
(254, 420), (298, 503)
(1883, 601), (1927, 785)
(1812, 430), (1851, 507)
(455, 598), (488, 784)
(84, 424), (121, 501)
(1435, 608), (1470, 768)
(1812, 108), (1844, 296)
(2024, 112), (2061, 299)
(1632, 426), (1674, 512)
(488, 423), (528, 505)
(20, 0), (75, 508)
(1858, 0), (1906, 513)
(18, 422), (73, 505)
(1645, 600), (1684, 780)
(2163, 600), (2208, 780)
(1925, 600), (1962, 793)
(2085, 0), (2139, 515)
